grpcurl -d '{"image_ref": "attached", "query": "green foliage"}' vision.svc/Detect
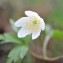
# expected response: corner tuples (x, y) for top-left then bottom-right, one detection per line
(0, 18), (63, 62)
(0, 33), (31, 44)
(0, 19), (31, 63)
(0, 34), (4, 41)
(20, 45), (28, 59)
(7, 45), (28, 63)
(53, 30), (63, 39)
(3, 33), (22, 44)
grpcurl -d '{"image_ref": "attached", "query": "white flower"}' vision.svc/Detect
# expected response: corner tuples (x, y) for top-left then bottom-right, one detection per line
(15, 10), (45, 39)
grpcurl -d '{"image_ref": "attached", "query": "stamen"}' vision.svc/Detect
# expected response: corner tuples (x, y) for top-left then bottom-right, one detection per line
(25, 17), (41, 32)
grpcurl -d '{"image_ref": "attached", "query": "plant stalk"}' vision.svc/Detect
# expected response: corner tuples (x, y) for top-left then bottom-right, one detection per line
(42, 34), (52, 59)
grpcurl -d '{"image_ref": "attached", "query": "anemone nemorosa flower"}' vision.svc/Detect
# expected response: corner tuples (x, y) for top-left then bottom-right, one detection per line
(15, 11), (45, 39)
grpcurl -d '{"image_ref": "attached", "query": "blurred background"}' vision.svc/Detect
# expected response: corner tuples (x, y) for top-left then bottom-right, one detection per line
(0, 0), (63, 63)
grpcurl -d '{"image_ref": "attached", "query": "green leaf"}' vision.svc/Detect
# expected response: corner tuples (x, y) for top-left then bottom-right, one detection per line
(3, 33), (22, 44)
(7, 46), (21, 62)
(6, 58), (13, 63)
(7, 45), (28, 63)
(0, 34), (4, 40)
(53, 30), (63, 39)
(0, 33), (31, 45)
(20, 45), (28, 59)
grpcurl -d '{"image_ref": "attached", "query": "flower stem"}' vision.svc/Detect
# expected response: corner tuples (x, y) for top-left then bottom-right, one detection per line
(42, 34), (52, 59)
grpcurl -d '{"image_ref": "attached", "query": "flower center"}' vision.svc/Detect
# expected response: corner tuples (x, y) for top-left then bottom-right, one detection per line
(25, 17), (41, 32)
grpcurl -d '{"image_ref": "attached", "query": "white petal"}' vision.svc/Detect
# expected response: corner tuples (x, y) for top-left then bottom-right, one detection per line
(15, 17), (29, 27)
(18, 28), (31, 38)
(25, 10), (40, 18)
(32, 30), (41, 39)
(39, 18), (45, 31)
